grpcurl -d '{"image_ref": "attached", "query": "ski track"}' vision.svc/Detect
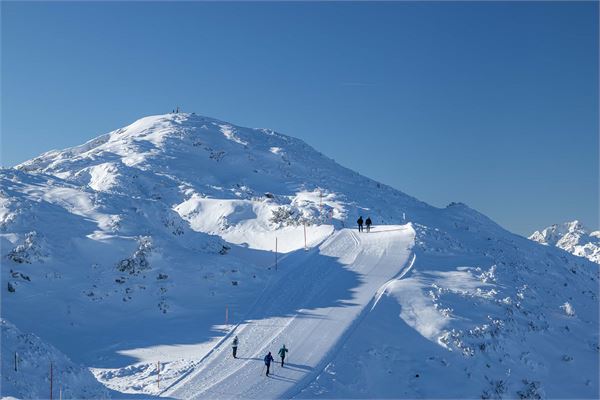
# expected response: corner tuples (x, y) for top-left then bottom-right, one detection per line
(166, 225), (415, 399)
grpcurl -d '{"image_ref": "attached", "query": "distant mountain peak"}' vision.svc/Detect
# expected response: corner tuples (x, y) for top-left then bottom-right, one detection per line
(530, 220), (600, 264)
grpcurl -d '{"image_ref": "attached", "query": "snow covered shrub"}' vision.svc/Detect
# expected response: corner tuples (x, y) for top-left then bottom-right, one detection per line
(517, 379), (543, 399)
(270, 206), (298, 227)
(117, 236), (152, 275)
(560, 302), (575, 316)
(481, 378), (506, 399)
(270, 205), (317, 227)
(219, 245), (231, 255)
(162, 214), (185, 236)
(6, 231), (45, 264)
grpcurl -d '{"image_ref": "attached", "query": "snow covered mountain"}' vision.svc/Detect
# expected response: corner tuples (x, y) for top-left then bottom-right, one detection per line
(530, 221), (600, 264)
(1, 113), (598, 399)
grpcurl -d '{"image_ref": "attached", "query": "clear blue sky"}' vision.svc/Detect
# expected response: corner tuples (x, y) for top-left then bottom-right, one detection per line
(2, 1), (598, 236)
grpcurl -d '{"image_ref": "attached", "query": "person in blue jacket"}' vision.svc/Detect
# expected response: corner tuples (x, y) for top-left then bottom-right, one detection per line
(264, 351), (275, 376)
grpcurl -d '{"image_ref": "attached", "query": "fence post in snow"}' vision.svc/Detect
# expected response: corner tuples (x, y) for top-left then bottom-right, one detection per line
(157, 361), (160, 389)
(50, 362), (53, 400)
(304, 223), (308, 250)
(275, 237), (278, 271)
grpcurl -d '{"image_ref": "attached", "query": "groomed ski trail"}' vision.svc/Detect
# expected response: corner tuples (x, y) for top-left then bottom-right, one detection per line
(166, 225), (415, 399)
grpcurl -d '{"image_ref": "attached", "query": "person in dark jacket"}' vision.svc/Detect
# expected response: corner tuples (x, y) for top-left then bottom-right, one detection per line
(264, 351), (275, 376)
(357, 216), (364, 232)
(365, 217), (372, 233)
(278, 344), (289, 367)
(232, 335), (239, 358)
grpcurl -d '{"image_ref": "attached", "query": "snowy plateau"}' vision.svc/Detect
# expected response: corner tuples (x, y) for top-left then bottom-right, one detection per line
(530, 221), (600, 265)
(1, 113), (598, 399)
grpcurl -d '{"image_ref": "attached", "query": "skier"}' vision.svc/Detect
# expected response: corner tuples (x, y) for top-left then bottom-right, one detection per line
(232, 335), (239, 358)
(357, 216), (364, 232)
(365, 217), (372, 233)
(278, 344), (289, 367)
(264, 351), (275, 376)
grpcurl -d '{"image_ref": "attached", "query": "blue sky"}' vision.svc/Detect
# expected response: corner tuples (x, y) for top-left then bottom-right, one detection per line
(1, 2), (598, 235)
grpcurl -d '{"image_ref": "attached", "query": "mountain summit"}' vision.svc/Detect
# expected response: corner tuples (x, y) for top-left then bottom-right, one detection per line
(2, 113), (598, 399)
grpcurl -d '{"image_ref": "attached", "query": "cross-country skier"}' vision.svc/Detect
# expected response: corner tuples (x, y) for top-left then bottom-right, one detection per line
(232, 335), (239, 358)
(278, 344), (289, 367)
(365, 217), (372, 233)
(264, 352), (275, 376)
(357, 216), (364, 232)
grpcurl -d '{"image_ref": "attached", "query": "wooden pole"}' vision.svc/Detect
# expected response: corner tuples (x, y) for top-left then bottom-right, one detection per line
(157, 361), (160, 389)
(275, 237), (278, 271)
(50, 362), (53, 400)
(304, 223), (307, 250)
(14, 352), (17, 372)
(225, 305), (229, 325)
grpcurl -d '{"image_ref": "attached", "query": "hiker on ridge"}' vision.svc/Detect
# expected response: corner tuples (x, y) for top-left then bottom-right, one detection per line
(264, 351), (275, 376)
(365, 217), (372, 233)
(357, 216), (364, 232)
(232, 335), (239, 358)
(278, 344), (289, 367)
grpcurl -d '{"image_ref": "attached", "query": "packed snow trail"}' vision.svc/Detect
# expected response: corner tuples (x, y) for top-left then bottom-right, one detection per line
(166, 225), (415, 399)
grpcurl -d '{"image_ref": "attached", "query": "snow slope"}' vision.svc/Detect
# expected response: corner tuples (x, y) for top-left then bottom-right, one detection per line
(300, 221), (599, 398)
(530, 220), (600, 264)
(1, 113), (598, 398)
(1, 319), (109, 399)
(166, 225), (414, 399)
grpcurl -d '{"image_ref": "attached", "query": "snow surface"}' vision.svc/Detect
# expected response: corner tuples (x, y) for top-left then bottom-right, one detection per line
(166, 225), (414, 399)
(530, 220), (600, 264)
(1, 113), (598, 399)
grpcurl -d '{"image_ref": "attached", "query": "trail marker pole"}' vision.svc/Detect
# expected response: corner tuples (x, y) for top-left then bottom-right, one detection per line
(14, 352), (17, 372)
(157, 361), (160, 389)
(50, 362), (53, 400)
(225, 305), (229, 325)
(59, 386), (62, 400)
(275, 237), (278, 271)
(303, 223), (307, 250)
